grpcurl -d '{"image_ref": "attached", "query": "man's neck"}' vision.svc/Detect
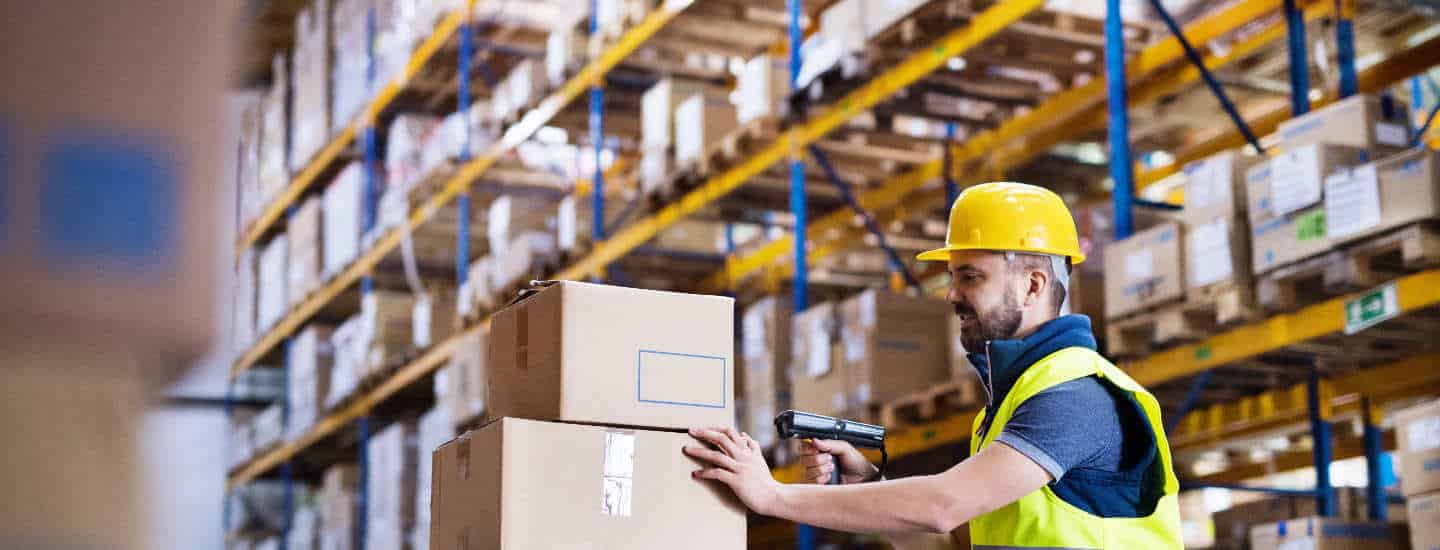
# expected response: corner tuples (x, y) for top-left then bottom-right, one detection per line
(1013, 310), (1060, 341)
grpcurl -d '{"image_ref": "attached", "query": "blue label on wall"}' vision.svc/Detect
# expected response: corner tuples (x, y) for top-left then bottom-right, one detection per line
(40, 127), (178, 272)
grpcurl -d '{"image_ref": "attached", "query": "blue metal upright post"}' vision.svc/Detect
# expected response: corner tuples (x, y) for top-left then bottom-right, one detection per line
(280, 337), (293, 550)
(1284, 0), (1311, 116)
(590, 0), (606, 243)
(943, 122), (959, 207)
(1308, 368), (1336, 516)
(457, 17), (474, 286)
(1336, 0), (1358, 99)
(1147, 0), (1265, 154)
(1105, 0), (1135, 239)
(222, 383), (234, 535)
(361, 5), (380, 296)
(790, 0), (814, 547)
(357, 416), (370, 549)
(1362, 397), (1388, 520)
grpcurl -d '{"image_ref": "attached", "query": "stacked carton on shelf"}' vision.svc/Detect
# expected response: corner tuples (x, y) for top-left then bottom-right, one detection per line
(259, 54), (290, 206)
(287, 324), (335, 441)
(790, 301), (847, 418)
(326, 315), (364, 409)
(1327, 147), (1440, 246)
(252, 404), (284, 453)
(1249, 516), (1407, 550)
(258, 234), (289, 332)
(674, 93), (738, 168)
(288, 197), (324, 305)
(366, 420), (416, 550)
(1174, 150), (1261, 323)
(410, 407), (453, 550)
(435, 327), (486, 426)
(292, 0), (332, 172)
(734, 55), (788, 125)
(319, 464), (360, 550)
(359, 290), (417, 376)
(288, 505), (319, 550)
(432, 282), (746, 548)
(838, 289), (952, 412)
(640, 78), (707, 193)
(1246, 144), (1366, 275)
(1102, 221), (1184, 320)
(235, 250), (259, 350)
(331, 0), (370, 134)
(1398, 400), (1440, 550)
(323, 162), (366, 279)
(741, 296), (792, 449)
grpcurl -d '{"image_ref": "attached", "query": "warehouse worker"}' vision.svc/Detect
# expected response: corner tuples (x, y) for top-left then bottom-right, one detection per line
(685, 182), (1182, 548)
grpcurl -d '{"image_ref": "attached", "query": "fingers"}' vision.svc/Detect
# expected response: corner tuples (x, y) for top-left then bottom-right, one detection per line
(682, 445), (740, 471)
(691, 467), (736, 484)
(689, 427), (744, 457)
(805, 461), (835, 484)
(799, 450), (834, 468)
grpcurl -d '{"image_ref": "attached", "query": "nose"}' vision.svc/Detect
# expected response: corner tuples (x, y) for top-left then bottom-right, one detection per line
(946, 284), (960, 304)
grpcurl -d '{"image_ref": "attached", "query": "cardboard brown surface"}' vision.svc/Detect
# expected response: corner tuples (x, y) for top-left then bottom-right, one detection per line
(430, 417), (747, 549)
(486, 281), (735, 430)
(1245, 145), (1365, 274)
(840, 290), (951, 406)
(790, 302), (850, 417)
(1184, 214), (1252, 293)
(1181, 149), (1261, 224)
(1103, 221), (1185, 319)
(1397, 400), (1440, 497)
(1249, 516), (1407, 550)
(1408, 491), (1440, 550)
(1278, 94), (1412, 153)
(1329, 148), (1440, 245)
(1211, 495), (1317, 548)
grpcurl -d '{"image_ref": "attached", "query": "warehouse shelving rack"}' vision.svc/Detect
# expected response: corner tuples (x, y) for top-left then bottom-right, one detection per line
(225, 0), (1440, 547)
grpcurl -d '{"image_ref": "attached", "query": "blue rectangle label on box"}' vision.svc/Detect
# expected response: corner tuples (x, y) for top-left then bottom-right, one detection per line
(637, 349), (727, 409)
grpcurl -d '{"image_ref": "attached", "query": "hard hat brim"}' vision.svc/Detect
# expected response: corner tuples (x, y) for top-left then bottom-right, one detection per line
(915, 245), (1086, 264)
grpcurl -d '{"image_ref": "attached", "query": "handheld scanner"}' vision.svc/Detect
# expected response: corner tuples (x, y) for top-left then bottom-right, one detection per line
(774, 410), (886, 449)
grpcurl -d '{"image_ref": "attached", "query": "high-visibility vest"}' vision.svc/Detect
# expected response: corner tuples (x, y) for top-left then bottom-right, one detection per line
(968, 347), (1182, 549)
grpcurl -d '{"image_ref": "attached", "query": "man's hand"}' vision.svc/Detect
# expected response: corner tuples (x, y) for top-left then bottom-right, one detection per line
(683, 427), (782, 515)
(799, 438), (878, 484)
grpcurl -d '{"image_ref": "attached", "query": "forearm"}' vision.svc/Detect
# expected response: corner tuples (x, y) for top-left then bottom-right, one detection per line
(762, 475), (975, 535)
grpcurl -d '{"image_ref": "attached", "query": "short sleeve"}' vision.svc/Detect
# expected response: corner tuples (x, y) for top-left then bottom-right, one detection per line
(993, 376), (1124, 482)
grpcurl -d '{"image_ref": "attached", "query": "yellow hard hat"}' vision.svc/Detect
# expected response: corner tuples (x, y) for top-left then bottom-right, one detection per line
(916, 182), (1086, 264)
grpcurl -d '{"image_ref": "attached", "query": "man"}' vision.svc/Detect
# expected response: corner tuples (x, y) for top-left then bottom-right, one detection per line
(684, 182), (1182, 548)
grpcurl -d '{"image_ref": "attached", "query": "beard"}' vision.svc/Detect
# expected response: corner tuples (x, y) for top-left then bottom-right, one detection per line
(954, 288), (1024, 353)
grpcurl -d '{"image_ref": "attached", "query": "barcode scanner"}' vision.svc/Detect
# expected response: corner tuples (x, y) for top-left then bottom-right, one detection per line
(774, 410), (887, 485)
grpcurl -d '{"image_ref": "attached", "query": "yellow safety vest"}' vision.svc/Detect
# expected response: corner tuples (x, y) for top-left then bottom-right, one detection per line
(968, 347), (1182, 549)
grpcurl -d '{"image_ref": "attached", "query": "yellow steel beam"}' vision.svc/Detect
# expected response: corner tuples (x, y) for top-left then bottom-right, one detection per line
(1125, 268), (1440, 388)
(230, 6), (690, 379)
(1170, 353), (1440, 450)
(1195, 431), (1394, 484)
(700, 0), (1299, 293)
(235, 9), (469, 258)
(555, 0), (1047, 282)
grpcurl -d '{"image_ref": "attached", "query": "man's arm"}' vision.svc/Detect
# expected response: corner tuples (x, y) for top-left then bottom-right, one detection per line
(684, 428), (1052, 535)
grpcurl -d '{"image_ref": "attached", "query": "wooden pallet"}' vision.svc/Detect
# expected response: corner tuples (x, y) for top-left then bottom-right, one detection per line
(1106, 276), (1261, 358)
(871, 380), (982, 429)
(1258, 222), (1440, 313)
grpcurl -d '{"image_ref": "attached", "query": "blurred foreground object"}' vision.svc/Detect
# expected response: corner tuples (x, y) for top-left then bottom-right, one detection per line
(0, 1), (234, 548)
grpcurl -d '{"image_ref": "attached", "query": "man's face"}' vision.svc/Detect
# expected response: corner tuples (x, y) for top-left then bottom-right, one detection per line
(946, 250), (1024, 353)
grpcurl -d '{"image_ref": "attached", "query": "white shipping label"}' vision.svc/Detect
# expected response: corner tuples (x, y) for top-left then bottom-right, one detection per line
(600, 431), (635, 517)
(1187, 219), (1233, 288)
(412, 295), (433, 349)
(1376, 122), (1409, 147)
(557, 196), (577, 250)
(1124, 248), (1154, 280)
(1271, 145), (1323, 216)
(807, 328), (832, 377)
(1186, 154), (1233, 211)
(1277, 538), (1316, 550)
(1323, 165), (1382, 239)
(637, 350), (727, 408)
(859, 295), (876, 327)
(1407, 416), (1440, 453)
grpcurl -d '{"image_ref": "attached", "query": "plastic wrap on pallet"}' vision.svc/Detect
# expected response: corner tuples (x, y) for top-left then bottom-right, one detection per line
(259, 54), (290, 203)
(292, 0), (332, 173)
(488, 231), (557, 292)
(234, 250), (258, 351)
(366, 420), (417, 550)
(386, 114), (443, 194)
(325, 315), (364, 409)
(257, 234), (289, 332)
(319, 464), (360, 550)
(287, 324), (335, 442)
(323, 162), (366, 279)
(288, 198), (325, 305)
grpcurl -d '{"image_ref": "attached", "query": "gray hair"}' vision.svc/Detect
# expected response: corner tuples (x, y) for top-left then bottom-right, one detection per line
(1003, 251), (1070, 315)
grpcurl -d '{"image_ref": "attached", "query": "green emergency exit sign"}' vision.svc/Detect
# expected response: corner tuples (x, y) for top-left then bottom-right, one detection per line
(1344, 282), (1400, 335)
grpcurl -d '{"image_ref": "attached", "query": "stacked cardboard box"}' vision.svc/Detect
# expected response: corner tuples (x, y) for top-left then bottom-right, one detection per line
(326, 315), (363, 409)
(319, 464), (360, 550)
(259, 54), (290, 206)
(235, 250), (258, 350)
(1103, 221), (1184, 320)
(323, 163), (366, 279)
(411, 285), (457, 349)
(1246, 144), (1367, 275)
(359, 290), (417, 376)
(1329, 148), (1440, 245)
(411, 407), (452, 550)
(674, 93), (738, 168)
(545, 26), (585, 87)
(419, 104), (495, 173)
(288, 197), (324, 305)
(735, 55), (788, 125)
(330, 0), (369, 134)
(287, 324), (334, 441)
(1399, 400), (1440, 550)
(1179, 150), (1260, 304)
(238, 97), (265, 229)
(489, 231), (558, 292)
(292, 0), (332, 172)
(252, 404), (285, 453)
(385, 114), (442, 194)
(1211, 495), (1317, 549)
(458, 255), (497, 318)
(491, 59), (546, 122)
(366, 420), (416, 550)
(1277, 94), (1412, 154)
(433, 281), (745, 548)
(229, 410), (257, 470)
(435, 327), (486, 426)
(838, 289), (951, 411)
(741, 296), (792, 449)
(640, 78), (707, 193)
(258, 234), (289, 332)
(287, 504), (319, 550)
(790, 301), (847, 417)
(1249, 516), (1408, 550)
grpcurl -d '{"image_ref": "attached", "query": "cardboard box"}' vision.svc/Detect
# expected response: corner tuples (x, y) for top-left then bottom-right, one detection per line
(237, 94), (265, 229)
(1246, 145), (1365, 274)
(1184, 214), (1252, 294)
(1328, 148), (1440, 245)
(1397, 400), (1440, 497)
(839, 290), (951, 406)
(1250, 516), (1407, 550)
(360, 290), (416, 375)
(229, 411), (256, 470)
(1103, 221), (1184, 319)
(675, 93), (739, 166)
(288, 504), (319, 550)
(642, 78), (707, 149)
(259, 54), (290, 204)
(252, 404), (284, 452)
(436, 327), (487, 426)
(331, 0), (369, 134)
(487, 231), (557, 292)
(412, 407), (453, 550)
(505, 59), (545, 115)
(429, 417), (747, 549)
(235, 250), (258, 350)
(1181, 150), (1260, 223)
(292, 0), (332, 172)
(1408, 490), (1440, 550)
(640, 146), (669, 194)
(258, 234), (289, 331)
(790, 302), (849, 417)
(366, 419), (416, 550)
(319, 464), (359, 550)
(486, 281), (735, 430)
(1278, 93), (1412, 154)
(742, 297), (792, 448)
(288, 197), (324, 304)
(385, 114), (442, 193)
(736, 55), (788, 125)
(458, 255), (498, 318)
(323, 162), (366, 279)
(326, 314), (363, 409)
(287, 324), (334, 441)
(545, 27), (585, 87)
(411, 285), (457, 350)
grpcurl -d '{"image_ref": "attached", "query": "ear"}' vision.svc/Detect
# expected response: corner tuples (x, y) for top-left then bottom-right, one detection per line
(1023, 268), (1048, 308)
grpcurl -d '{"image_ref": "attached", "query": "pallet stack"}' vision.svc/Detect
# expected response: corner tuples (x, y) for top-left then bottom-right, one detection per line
(740, 296), (793, 452)
(429, 281), (746, 548)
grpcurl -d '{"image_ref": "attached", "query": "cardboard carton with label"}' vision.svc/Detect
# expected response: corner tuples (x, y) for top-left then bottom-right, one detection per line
(790, 301), (850, 418)
(1247, 145), (1366, 274)
(1328, 148), (1440, 246)
(1103, 221), (1185, 319)
(1180, 150), (1260, 315)
(1277, 93), (1412, 154)
(838, 290), (951, 408)
(1396, 399), (1440, 497)
(1249, 516), (1407, 550)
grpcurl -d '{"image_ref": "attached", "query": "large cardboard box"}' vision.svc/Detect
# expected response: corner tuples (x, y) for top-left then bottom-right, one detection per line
(323, 162), (366, 278)
(288, 197), (324, 305)
(331, 0), (369, 134)
(675, 93), (739, 166)
(360, 290), (417, 375)
(1103, 221), (1184, 319)
(287, 324), (334, 441)
(1181, 150), (1259, 297)
(641, 78), (707, 149)
(259, 54), (290, 204)
(412, 407), (453, 550)
(1407, 490), (1440, 550)
(1250, 516), (1407, 550)
(790, 302), (849, 417)
(839, 290), (951, 407)
(319, 464), (359, 550)
(736, 55), (788, 125)
(486, 281), (735, 430)
(1246, 145), (1366, 274)
(258, 234), (289, 331)
(741, 296), (792, 448)
(1397, 400), (1440, 497)
(1328, 148), (1440, 245)
(1181, 150), (1261, 223)
(366, 419), (416, 550)
(292, 0), (332, 172)
(1278, 93), (1412, 154)
(429, 417), (747, 549)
